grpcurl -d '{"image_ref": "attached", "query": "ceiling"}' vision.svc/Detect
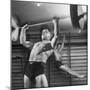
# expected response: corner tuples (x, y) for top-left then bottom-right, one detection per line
(11, 1), (87, 33)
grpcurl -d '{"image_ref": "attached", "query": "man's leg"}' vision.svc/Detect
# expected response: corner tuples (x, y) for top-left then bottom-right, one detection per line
(35, 75), (42, 88)
(35, 74), (48, 88)
(41, 74), (48, 88)
(59, 65), (85, 78)
(24, 75), (31, 88)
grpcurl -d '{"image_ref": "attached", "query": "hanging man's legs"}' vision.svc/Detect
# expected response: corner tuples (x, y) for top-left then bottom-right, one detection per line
(59, 64), (85, 78)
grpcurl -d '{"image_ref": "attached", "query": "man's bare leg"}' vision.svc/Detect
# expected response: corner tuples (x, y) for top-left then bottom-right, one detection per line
(60, 65), (85, 78)
(35, 74), (48, 88)
(24, 75), (31, 88)
(35, 75), (42, 88)
(41, 74), (48, 88)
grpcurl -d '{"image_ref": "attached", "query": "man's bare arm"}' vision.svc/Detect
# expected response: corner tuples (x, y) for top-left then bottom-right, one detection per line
(12, 27), (19, 41)
(44, 49), (54, 58)
(11, 17), (20, 41)
(20, 24), (33, 48)
(58, 35), (65, 53)
(51, 18), (58, 47)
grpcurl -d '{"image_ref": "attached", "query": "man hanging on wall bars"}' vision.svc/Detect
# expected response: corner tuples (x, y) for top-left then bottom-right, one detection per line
(54, 34), (85, 79)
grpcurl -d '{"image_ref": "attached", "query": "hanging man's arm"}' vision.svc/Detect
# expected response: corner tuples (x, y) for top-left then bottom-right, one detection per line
(58, 34), (65, 53)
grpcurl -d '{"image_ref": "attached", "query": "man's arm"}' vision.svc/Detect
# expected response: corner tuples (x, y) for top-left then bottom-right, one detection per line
(51, 18), (58, 47)
(12, 27), (19, 41)
(44, 49), (54, 58)
(11, 17), (19, 41)
(20, 24), (33, 48)
(58, 34), (65, 53)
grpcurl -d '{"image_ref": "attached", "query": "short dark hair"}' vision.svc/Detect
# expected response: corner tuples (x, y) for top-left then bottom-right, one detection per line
(40, 24), (50, 34)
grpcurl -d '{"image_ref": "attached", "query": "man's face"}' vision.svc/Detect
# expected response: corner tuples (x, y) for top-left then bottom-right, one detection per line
(41, 29), (51, 40)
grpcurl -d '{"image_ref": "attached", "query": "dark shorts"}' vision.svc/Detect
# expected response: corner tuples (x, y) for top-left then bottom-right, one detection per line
(55, 61), (64, 68)
(24, 62), (44, 80)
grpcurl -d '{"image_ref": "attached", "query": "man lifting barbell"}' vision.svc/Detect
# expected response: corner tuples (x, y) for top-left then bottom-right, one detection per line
(20, 17), (58, 88)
